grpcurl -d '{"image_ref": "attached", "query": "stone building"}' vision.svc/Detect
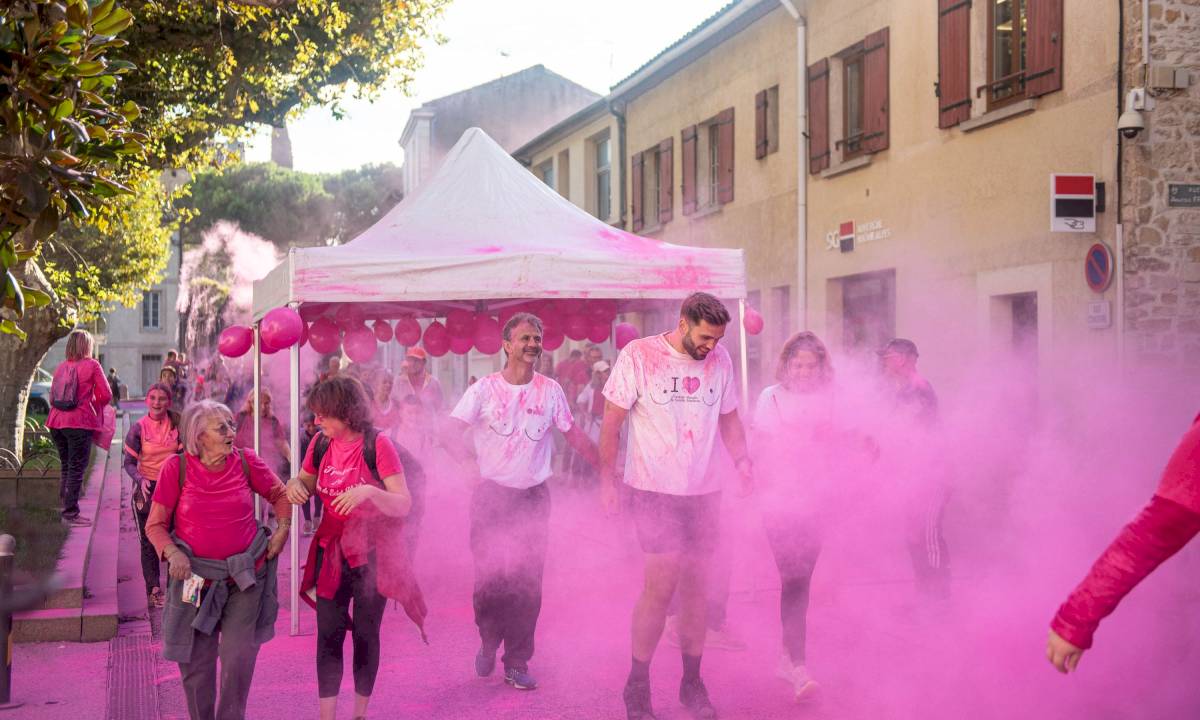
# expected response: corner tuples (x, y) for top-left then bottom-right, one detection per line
(399, 65), (601, 196)
(1120, 0), (1200, 375)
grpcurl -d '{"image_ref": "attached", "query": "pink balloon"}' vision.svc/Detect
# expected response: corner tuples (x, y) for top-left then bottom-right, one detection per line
(446, 309), (474, 338)
(474, 315), (503, 355)
(394, 317), (422, 346)
(541, 324), (565, 351)
(343, 325), (378, 363)
(497, 305), (519, 326)
(449, 334), (473, 355)
(308, 317), (341, 355)
(537, 302), (562, 329)
(423, 321), (449, 357)
(615, 322), (639, 350)
(334, 304), (363, 330)
(261, 340), (282, 355)
(298, 321), (309, 347)
(743, 306), (765, 336)
(588, 299), (618, 322)
(587, 319), (611, 344)
(261, 307), (304, 350)
(372, 319), (393, 343)
(218, 325), (253, 358)
(564, 313), (590, 341)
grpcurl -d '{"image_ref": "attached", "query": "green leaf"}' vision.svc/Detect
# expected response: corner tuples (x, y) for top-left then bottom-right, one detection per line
(64, 190), (88, 218)
(0, 319), (28, 342)
(42, 51), (72, 66)
(73, 60), (106, 77)
(31, 204), (60, 241)
(107, 58), (135, 74)
(51, 98), (74, 120)
(60, 117), (90, 143)
(0, 244), (15, 268)
(118, 99), (139, 120)
(20, 287), (52, 309)
(90, 0), (117, 25)
(92, 8), (132, 36)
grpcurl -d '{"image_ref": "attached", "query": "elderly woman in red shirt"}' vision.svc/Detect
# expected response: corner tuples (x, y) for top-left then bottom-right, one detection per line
(286, 376), (417, 720)
(146, 400), (291, 720)
(123, 383), (181, 609)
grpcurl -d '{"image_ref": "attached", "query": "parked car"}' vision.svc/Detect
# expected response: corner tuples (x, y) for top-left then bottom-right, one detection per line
(27, 367), (52, 415)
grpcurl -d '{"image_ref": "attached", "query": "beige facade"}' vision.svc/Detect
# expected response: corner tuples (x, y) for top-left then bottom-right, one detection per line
(515, 102), (621, 226)
(615, 2), (801, 390)
(804, 0), (1121, 397)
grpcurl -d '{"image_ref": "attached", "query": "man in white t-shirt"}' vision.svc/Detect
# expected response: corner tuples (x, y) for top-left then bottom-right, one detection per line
(599, 292), (753, 720)
(448, 312), (598, 692)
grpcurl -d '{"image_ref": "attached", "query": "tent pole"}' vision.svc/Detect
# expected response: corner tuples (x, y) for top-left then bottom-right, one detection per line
(288, 308), (301, 637)
(737, 299), (749, 409)
(252, 323), (262, 521)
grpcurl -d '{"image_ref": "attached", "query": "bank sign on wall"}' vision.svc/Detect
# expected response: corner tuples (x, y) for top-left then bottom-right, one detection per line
(825, 220), (892, 253)
(1050, 174), (1097, 233)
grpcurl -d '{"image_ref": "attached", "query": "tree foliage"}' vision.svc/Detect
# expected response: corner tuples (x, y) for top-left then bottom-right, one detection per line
(180, 162), (403, 247)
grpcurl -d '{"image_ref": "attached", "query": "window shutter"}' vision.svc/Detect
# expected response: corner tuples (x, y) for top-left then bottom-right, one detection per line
(681, 125), (698, 215)
(658, 137), (673, 225)
(863, 27), (889, 153)
(716, 107), (734, 205)
(807, 59), (829, 174)
(631, 151), (644, 232)
(937, 0), (971, 128)
(755, 89), (769, 159)
(1026, 0), (1063, 97)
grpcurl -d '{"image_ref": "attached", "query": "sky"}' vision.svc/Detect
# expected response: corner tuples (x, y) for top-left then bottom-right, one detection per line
(244, 0), (733, 173)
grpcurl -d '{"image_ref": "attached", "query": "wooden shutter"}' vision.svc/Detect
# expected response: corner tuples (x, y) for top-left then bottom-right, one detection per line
(937, 0), (971, 128)
(863, 27), (889, 153)
(658, 137), (673, 226)
(807, 59), (829, 174)
(1026, 0), (1063, 97)
(681, 125), (697, 215)
(755, 89), (769, 159)
(631, 151), (644, 232)
(716, 107), (734, 205)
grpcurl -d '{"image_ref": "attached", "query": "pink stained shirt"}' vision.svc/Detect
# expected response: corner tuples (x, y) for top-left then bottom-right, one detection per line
(149, 449), (281, 560)
(302, 432), (404, 522)
(46, 358), (111, 431)
(1051, 413), (1200, 649)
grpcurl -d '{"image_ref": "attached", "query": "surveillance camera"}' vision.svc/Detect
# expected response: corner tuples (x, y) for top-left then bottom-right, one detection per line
(1118, 109), (1145, 139)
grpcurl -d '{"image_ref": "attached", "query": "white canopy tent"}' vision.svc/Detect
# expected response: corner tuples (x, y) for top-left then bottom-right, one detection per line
(248, 127), (747, 635)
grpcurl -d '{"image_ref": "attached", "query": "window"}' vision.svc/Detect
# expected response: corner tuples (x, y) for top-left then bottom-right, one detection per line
(556, 149), (570, 197)
(642, 147), (660, 230)
(593, 135), (611, 221)
(988, 0), (1027, 107)
(141, 290), (161, 330)
(841, 52), (866, 160)
(141, 354), (163, 395)
(981, 0), (1063, 110)
(536, 160), (554, 189)
(755, 86), (780, 159)
(706, 124), (720, 206)
(679, 107), (733, 216)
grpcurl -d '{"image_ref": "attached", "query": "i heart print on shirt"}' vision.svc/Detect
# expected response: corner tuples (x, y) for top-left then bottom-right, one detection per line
(652, 375), (719, 406)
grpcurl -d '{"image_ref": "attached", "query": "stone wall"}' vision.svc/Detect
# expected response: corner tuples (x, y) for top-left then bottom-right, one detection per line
(1122, 0), (1200, 371)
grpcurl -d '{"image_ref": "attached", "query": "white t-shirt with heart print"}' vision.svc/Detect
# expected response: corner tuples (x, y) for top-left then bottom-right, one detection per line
(451, 371), (574, 489)
(603, 334), (738, 496)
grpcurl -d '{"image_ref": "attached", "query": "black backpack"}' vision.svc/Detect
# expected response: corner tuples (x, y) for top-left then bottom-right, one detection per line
(311, 428), (425, 501)
(50, 363), (80, 411)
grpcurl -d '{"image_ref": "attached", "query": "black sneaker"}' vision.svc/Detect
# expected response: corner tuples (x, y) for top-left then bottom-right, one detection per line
(679, 676), (717, 719)
(623, 678), (656, 720)
(474, 647), (496, 677)
(503, 666), (537, 690)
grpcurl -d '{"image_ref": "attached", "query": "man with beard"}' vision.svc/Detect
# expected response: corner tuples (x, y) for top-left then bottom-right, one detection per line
(448, 312), (599, 691)
(600, 292), (753, 720)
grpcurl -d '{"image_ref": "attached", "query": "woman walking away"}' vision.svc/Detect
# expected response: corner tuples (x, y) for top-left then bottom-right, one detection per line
(47, 329), (112, 526)
(122, 383), (181, 608)
(287, 376), (425, 720)
(752, 332), (876, 703)
(145, 400), (291, 720)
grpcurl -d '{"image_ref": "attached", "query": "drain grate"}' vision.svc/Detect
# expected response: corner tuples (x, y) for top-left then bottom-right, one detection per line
(106, 633), (157, 720)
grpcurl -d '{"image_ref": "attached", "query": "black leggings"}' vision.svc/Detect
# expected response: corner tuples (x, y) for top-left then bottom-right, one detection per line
(316, 557), (387, 698)
(764, 516), (822, 665)
(50, 427), (92, 518)
(133, 502), (162, 594)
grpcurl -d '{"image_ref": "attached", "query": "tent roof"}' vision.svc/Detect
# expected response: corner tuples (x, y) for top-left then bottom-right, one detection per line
(252, 127), (744, 320)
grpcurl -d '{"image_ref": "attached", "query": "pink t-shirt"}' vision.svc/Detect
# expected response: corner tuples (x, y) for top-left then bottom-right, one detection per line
(302, 432), (403, 520)
(46, 358), (111, 431)
(450, 372), (574, 489)
(153, 449), (278, 559)
(603, 334), (738, 496)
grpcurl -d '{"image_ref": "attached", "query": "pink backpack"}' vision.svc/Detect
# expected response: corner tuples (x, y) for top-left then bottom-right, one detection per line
(51, 363), (80, 411)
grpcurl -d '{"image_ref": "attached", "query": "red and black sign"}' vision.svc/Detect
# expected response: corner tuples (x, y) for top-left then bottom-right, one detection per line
(1085, 242), (1113, 292)
(1051, 174), (1096, 232)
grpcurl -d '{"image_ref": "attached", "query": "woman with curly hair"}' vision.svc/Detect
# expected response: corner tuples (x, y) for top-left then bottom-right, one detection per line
(287, 375), (419, 720)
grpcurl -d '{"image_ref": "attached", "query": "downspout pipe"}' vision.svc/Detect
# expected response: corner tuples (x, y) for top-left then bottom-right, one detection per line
(608, 99), (628, 227)
(779, 0), (808, 328)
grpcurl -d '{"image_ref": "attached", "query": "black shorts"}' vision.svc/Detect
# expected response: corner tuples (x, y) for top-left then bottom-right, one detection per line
(628, 487), (721, 555)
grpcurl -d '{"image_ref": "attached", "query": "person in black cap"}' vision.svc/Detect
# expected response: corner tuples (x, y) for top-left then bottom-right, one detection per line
(877, 338), (949, 598)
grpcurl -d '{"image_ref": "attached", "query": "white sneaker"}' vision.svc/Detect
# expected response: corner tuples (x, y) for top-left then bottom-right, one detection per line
(776, 654), (820, 702)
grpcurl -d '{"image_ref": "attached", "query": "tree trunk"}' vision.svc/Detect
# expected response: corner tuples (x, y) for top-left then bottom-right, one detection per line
(0, 261), (72, 464)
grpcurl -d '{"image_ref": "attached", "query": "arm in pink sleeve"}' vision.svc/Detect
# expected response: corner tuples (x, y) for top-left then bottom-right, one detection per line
(1051, 494), (1200, 649)
(91, 360), (113, 406)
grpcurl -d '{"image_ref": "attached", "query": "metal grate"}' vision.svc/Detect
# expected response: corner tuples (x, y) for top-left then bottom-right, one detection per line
(105, 634), (158, 720)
